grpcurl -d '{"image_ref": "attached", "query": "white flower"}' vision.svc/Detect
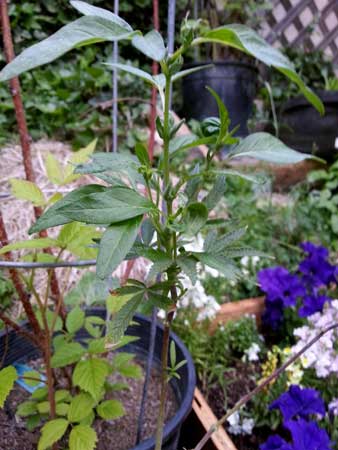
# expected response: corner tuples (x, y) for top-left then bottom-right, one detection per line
(227, 412), (255, 435)
(244, 343), (261, 362)
(242, 418), (255, 434)
(329, 398), (338, 416)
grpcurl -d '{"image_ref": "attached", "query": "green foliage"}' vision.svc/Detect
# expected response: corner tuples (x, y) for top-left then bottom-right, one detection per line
(0, 274), (15, 311)
(0, 366), (18, 407)
(38, 418), (69, 450)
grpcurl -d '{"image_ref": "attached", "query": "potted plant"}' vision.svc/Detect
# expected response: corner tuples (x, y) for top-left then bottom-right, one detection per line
(262, 47), (338, 160)
(0, 1), (324, 449)
(181, 0), (271, 137)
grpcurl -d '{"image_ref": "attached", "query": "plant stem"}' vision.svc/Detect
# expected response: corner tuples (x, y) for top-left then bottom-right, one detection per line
(193, 322), (338, 450)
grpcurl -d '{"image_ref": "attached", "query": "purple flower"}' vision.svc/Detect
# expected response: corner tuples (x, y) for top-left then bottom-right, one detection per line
(299, 243), (336, 288)
(298, 294), (330, 317)
(300, 242), (329, 259)
(262, 297), (285, 330)
(269, 385), (325, 422)
(260, 435), (292, 450)
(285, 419), (331, 450)
(258, 267), (306, 307)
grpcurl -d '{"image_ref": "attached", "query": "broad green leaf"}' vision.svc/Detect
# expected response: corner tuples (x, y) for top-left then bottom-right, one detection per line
(97, 399), (125, 420)
(0, 16), (134, 82)
(0, 366), (17, 406)
(55, 390), (72, 403)
(84, 316), (105, 338)
(51, 342), (85, 368)
(56, 403), (70, 416)
(207, 227), (247, 253)
(132, 30), (166, 61)
(10, 179), (45, 206)
(195, 253), (242, 280)
(17, 400), (37, 416)
(229, 132), (323, 164)
(213, 169), (266, 184)
(29, 185), (106, 234)
(66, 306), (85, 334)
(68, 393), (95, 423)
(105, 63), (164, 91)
(32, 387), (48, 400)
(135, 143), (151, 167)
(38, 418), (68, 450)
(97, 216), (142, 280)
(56, 186), (153, 225)
(0, 238), (58, 255)
(169, 135), (215, 157)
(183, 202), (208, 236)
(74, 152), (140, 175)
(44, 153), (63, 185)
(147, 254), (173, 281)
(177, 255), (198, 285)
(69, 425), (97, 450)
(107, 293), (136, 314)
(23, 370), (42, 387)
(70, 1), (132, 32)
(172, 64), (214, 82)
(58, 222), (99, 259)
(36, 309), (63, 332)
(106, 292), (144, 346)
(73, 358), (109, 400)
(69, 139), (97, 165)
(203, 175), (226, 210)
(193, 24), (324, 114)
(37, 401), (50, 414)
(65, 272), (106, 306)
(141, 218), (155, 245)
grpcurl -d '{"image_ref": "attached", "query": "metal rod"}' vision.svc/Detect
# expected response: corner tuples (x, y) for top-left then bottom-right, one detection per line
(0, 259), (97, 269)
(111, 0), (119, 153)
(167, 0), (176, 109)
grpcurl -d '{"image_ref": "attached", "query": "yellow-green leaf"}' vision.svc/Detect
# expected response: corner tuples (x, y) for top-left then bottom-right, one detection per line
(38, 418), (68, 450)
(0, 238), (58, 255)
(97, 399), (125, 420)
(10, 179), (45, 206)
(69, 424), (97, 450)
(0, 366), (17, 407)
(44, 153), (64, 185)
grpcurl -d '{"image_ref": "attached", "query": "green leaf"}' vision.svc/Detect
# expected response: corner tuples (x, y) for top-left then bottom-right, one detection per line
(74, 152), (140, 176)
(66, 306), (85, 334)
(0, 366), (17, 407)
(97, 399), (125, 420)
(32, 387), (48, 400)
(0, 238), (58, 255)
(44, 153), (63, 185)
(193, 24), (324, 114)
(17, 400), (37, 417)
(73, 358), (109, 400)
(29, 185), (106, 234)
(213, 169), (266, 184)
(38, 418), (68, 450)
(105, 63), (164, 92)
(68, 393), (95, 423)
(70, 1), (132, 32)
(55, 390), (72, 403)
(23, 370), (42, 387)
(203, 175), (226, 210)
(195, 253), (242, 280)
(223, 247), (272, 259)
(206, 87), (229, 144)
(97, 216), (142, 280)
(51, 342), (85, 368)
(229, 132), (324, 165)
(171, 64), (214, 82)
(177, 255), (198, 285)
(0, 16), (134, 82)
(135, 143), (151, 167)
(183, 202), (208, 236)
(10, 179), (45, 206)
(132, 30), (166, 61)
(36, 309), (63, 332)
(69, 425), (97, 450)
(147, 253), (173, 280)
(106, 292), (144, 346)
(169, 135), (215, 158)
(206, 227), (247, 253)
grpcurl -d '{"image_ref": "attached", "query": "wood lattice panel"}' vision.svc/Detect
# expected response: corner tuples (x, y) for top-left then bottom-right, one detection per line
(261, 0), (338, 64)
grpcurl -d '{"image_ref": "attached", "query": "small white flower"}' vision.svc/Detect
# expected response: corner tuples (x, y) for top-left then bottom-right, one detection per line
(244, 343), (260, 362)
(242, 418), (255, 434)
(329, 398), (338, 416)
(241, 256), (249, 267)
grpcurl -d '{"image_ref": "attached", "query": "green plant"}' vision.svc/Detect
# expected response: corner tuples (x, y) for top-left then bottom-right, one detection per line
(0, 1), (325, 449)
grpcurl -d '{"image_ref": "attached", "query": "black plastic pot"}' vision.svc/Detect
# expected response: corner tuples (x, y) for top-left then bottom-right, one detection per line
(181, 61), (258, 137)
(279, 91), (338, 160)
(0, 309), (196, 450)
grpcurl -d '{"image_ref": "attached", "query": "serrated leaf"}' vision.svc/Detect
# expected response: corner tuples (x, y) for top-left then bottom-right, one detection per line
(106, 292), (144, 346)
(56, 403), (69, 416)
(68, 393), (95, 423)
(178, 255), (198, 285)
(55, 390), (72, 403)
(229, 132), (323, 164)
(0, 16), (134, 82)
(32, 387), (48, 400)
(147, 253), (173, 281)
(203, 175), (226, 210)
(195, 253), (242, 280)
(36, 309), (63, 332)
(0, 238), (58, 255)
(209, 227), (247, 253)
(73, 358), (109, 400)
(66, 306), (85, 334)
(97, 399), (125, 420)
(51, 342), (85, 368)
(118, 363), (142, 378)
(44, 153), (63, 185)
(97, 216), (142, 280)
(183, 202), (208, 236)
(0, 366), (17, 407)
(17, 400), (37, 417)
(132, 30), (166, 61)
(69, 424), (97, 450)
(10, 179), (45, 206)
(38, 418), (68, 450)
(193, 24), (323, 114)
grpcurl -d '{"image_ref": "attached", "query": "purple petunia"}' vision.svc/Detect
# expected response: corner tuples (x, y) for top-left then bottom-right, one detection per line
(285, 418), (331, 450)
(262, 298), (285, 330)
(300, 242), (329, 259)
(299, 242), (336, 288)
(260, 435), (293, 450)
(269, 385), (326, 422)
(258, 267), (306, 307)
(298, 294), (330, 317)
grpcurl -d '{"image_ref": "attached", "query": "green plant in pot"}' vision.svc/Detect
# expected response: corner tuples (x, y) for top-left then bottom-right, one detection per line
(260, 46), (338, 160)
(180, 0), (271, 137)
(0, 1), (325, 449)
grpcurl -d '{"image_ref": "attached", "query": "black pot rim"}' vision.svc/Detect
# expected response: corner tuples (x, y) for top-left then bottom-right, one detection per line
(282, 90), (338, 112)
(0, 310), (196, 450)
(183, 59), (258, 73)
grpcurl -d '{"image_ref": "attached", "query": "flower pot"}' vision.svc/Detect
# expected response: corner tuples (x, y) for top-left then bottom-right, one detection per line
(181, 61), (258, 137)
(279, 91), (338, 160)
(0, 308), (196, 450)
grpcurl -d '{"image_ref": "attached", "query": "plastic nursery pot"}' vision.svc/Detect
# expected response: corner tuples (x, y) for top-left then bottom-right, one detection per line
(181, 61), (258, 137)
(279, 90), (338, 161)
(0, 309), (196, 450)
